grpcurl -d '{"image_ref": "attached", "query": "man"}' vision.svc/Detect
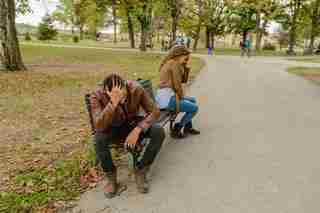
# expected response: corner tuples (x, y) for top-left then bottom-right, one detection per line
(91, 74), (165, 198)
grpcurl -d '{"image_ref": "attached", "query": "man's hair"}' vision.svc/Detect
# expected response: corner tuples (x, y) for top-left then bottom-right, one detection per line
(102, 73), (126, 91)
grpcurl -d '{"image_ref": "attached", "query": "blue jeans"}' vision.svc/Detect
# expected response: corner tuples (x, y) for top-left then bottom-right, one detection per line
(168, 96), (199, 128)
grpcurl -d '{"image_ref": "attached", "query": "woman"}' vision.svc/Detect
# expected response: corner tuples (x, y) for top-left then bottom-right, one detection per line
(156, 45), (200, 138)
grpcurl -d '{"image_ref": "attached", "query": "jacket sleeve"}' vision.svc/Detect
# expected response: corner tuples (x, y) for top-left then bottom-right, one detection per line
(137, 87), (161, 132)
(170, 64), (184, 99)
(90, 93), (115, 131)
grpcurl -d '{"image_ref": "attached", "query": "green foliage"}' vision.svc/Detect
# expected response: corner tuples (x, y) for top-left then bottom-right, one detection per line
(204, 0), (231, 37)
(73, 35), (80, 43)
(16, 0), (31, 15)
(37, 16), (58, 41)
(228, 0), (257, 36)
(24, 32), (31, 41)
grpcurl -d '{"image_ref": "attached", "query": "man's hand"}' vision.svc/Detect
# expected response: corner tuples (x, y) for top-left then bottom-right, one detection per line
(105, 79), (125, 108)
(125, 127), (142, 150)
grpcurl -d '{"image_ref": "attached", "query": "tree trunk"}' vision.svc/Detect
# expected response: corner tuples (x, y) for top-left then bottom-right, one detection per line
(255, 10), (262, 51)
(288, 0), (302, 55)
(307, 0), (320, 54)
(170, 0), (181, 45)
(112, 0), (117, 44)
(126, 8), (135, 48)
(205, 26), (210, 48)
(171, 14), (178, 44)
(210, 32), (215, 48)
(193, 0), (203, 51)
(0, 0), (26, 71)
(79, 24), (84, 40)
(288, 21), (297, 55)
(193, 20), (202, 51)
(140, 24), (147, 52)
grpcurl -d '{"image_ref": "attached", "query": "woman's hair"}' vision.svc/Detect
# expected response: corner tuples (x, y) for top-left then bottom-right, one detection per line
(102, 73), (126, 91)
(159, 45), (191, 71)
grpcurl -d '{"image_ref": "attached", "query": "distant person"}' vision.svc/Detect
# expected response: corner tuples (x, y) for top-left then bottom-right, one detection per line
(244, 39), (251, 57)
(181, 37), (185, 46)
(156, 45), (200, 138)
(96, 32), (101, 41)
(91, 74), (165, 198)
(165, 40), (169, 51)
(240, 41), (245, 57)
(161, 39), (165, 51)
(208, 43), (214, 55)
(186, 37), (191, 49)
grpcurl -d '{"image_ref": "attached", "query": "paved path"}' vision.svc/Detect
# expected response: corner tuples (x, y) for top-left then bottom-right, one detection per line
(75, 56), (320, 213)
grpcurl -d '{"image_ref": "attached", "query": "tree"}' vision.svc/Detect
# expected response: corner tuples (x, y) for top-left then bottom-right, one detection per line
(204, 0), (231, 49)
(303, 0), (320, 54)
(277, 0), (306, 55)
(119, 0), (137, 48)
(0, 0), (26, 71)
(132, 0), (153, 51)
(179, 0), (204, 51)
(254, 0), (282, 51)
(52, 0), (77, 34)
(229, 0), (257, 43)
(38, 15), (58, 41)
(275, 27), (289, 50)
(165, 0), (183, 44)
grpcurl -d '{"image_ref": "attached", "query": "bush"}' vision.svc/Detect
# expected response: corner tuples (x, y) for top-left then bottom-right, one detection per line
(25, 32), (32, 41)
(73, 36), (79, 43)
(263, 43), (276, 51)
(37, 15), (58, 41)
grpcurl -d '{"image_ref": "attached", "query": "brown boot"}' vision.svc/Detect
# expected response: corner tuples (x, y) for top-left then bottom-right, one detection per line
(104, 168), (117, 199)
(134, 167), (149, 194)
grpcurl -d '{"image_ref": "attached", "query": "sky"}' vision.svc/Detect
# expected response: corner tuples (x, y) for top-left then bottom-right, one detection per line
(16, 0), (59, 26)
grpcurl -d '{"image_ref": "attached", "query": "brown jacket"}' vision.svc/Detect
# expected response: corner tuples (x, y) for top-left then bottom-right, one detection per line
(159, 60), (185, 99)
(90, 81), (160, 133)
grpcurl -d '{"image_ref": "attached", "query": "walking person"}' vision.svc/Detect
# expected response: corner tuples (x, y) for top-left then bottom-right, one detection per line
(244, 39), (251, 57)
(91, 74), (165, 198)
(156, 45), (200, 139)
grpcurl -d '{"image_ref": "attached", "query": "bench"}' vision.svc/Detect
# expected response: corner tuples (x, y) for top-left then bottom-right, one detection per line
(84, 79), (178, 168)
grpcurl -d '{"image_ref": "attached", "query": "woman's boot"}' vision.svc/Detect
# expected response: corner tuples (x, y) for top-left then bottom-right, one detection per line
(184, 122), (200, 135)
(170, 123), (185, 139)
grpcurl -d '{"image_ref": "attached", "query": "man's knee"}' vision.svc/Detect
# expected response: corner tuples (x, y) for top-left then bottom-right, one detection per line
(94, 132), (113, 150)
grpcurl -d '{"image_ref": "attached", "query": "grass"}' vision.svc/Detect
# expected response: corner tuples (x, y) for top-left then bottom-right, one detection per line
(194, 48), (295, 57)
(287, 57), (320, 63)
(288, 67), (320, 85)
(0, 45), (204, 212)
(22, 38), (293, 57)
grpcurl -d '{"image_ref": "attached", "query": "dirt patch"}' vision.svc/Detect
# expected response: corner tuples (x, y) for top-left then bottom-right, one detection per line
(304, 75), (320, 82)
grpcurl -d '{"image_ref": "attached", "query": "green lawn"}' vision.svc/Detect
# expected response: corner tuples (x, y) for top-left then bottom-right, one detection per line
(22, 39), (293, 57)
(288, 67), (320, 85)
(0, 45), (204, 212)
(287, 57), (320, 63)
